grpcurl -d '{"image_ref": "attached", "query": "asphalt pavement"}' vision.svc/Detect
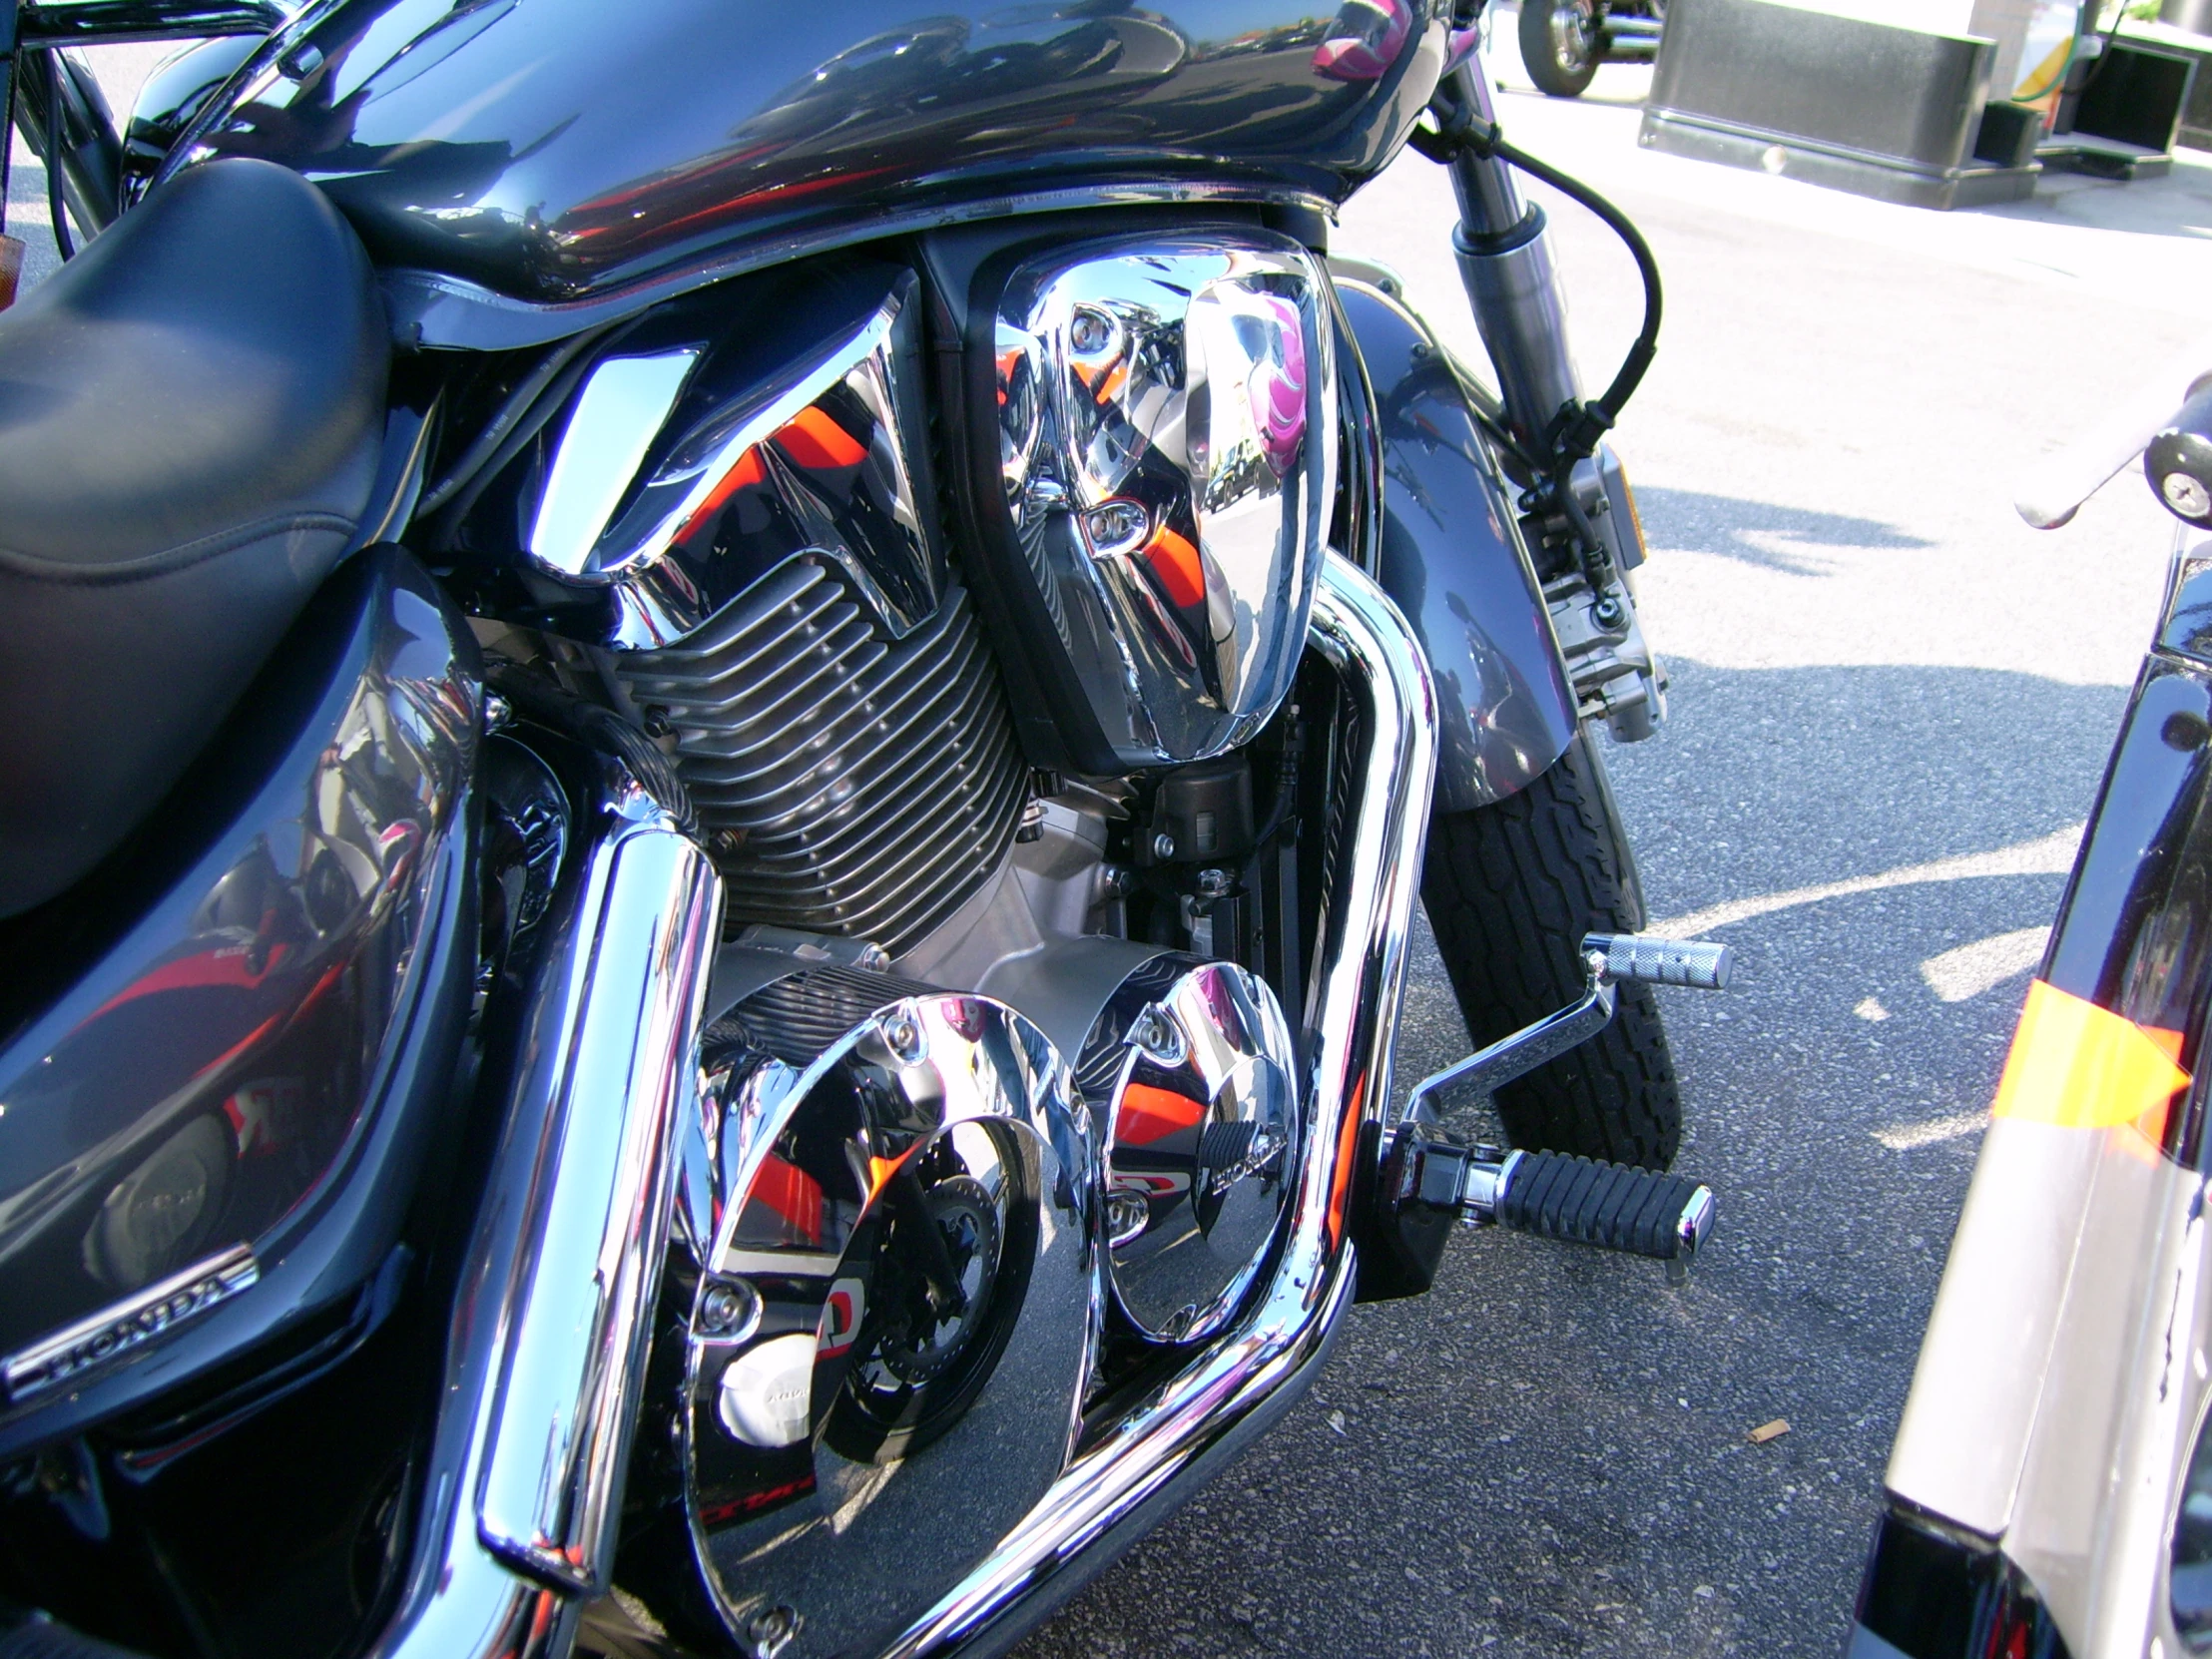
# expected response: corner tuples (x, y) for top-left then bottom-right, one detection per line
(25, 36), (2212, 1659)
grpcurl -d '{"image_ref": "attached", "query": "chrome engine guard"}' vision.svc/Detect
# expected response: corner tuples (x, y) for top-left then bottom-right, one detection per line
(370, 553), (1433, 1659)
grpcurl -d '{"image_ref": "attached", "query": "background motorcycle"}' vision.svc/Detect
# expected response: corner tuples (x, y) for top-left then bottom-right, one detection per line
(1517, 0), (1667, 98)
(1846, 358), (2212, 1656)
(0, 2), (1717, 1655)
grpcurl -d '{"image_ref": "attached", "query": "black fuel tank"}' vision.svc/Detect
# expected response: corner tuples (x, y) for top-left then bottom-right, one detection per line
(171, 0), (1444, 332)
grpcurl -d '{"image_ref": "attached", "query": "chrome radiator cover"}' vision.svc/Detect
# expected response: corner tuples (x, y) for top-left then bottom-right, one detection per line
(611, 556), (1027, 956)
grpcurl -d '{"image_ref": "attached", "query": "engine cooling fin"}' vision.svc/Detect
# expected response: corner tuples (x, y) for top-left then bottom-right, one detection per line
(614, 555), (1026, 955)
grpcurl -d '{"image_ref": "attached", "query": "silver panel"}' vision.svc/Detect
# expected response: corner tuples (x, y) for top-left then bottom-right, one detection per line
(993, 234), (1338, 768)
(528, 271), (940, 651)
(529, 348), (702, 578)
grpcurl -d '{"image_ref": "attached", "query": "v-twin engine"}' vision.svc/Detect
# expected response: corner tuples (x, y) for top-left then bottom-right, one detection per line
(432, 233), (1434, 1658)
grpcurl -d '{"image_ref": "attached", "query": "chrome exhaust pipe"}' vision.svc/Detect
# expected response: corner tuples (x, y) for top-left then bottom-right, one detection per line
(371, 769), (724, 1659)
(885, 553), (1437, 1656)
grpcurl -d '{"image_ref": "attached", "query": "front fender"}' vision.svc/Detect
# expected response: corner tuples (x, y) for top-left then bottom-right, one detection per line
(1337, 276), (1579, 812)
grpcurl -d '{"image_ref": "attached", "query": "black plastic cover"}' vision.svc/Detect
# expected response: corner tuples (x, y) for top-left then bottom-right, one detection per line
(1338, 277), (1579, 811)
(0, 548), (479, 1456)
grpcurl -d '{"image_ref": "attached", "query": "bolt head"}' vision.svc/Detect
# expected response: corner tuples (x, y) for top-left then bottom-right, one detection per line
(1196, 867), (1231, 897)
(1152, 831), (1177, 861)
(2164, 471), (2212, 520)
(881, 1011), (926, 1063)
(1084, 498), (1151, 557)
(698, 1278), (759, 1338)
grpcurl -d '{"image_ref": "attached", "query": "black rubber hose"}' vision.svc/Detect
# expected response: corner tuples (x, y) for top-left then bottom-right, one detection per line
(1489, 132), (1662, 436)
(43, 51), (70, 261)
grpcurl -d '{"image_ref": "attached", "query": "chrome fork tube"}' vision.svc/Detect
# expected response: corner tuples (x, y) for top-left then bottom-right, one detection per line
(885, 553), (1436, 1657)
(1441, 61), (1584, 457)
(371, 767), (724, 1659)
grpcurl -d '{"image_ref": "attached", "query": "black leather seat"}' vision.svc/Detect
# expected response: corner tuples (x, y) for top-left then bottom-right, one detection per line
(0, 158), (387, 917)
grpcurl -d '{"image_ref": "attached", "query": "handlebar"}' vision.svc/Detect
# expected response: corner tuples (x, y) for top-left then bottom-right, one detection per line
(2015, 347), (2212, 530)
(2147, 386), (2212, 530)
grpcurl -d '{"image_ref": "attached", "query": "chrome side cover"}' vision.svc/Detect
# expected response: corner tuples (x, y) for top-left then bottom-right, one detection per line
(522, 266), (941, 650)
(885, 555), (1435, 1656)
(677, 992), (1097, 1657)
(1082, 956), (1302, 1343)
(990, 235), (1338, 770)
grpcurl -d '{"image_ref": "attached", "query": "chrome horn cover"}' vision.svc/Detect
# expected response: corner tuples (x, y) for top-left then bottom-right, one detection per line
(990, 233), (1338, 770)
(675, 990), (1097, 1657)
(1080, 956), (1302, 1343)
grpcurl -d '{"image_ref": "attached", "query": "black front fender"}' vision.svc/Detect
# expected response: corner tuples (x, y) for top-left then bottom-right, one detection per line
(1338, 277), (1579, 813)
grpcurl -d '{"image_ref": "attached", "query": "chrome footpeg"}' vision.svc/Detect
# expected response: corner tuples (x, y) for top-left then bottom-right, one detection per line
(1584, 931), (1730, 990)
(1404, 931), (1730, 1119)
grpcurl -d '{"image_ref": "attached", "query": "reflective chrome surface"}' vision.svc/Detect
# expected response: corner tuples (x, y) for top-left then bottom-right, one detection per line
(528, 347), (701, 580)
(672, 990), (1096, 1658)
(1081, 956), (1301, 1342)
(371, 761), (723, 1657)
(0, 549), (479, 1453)
(881, 555), (1436, 1655)
(990, 235), (1338, 770)
(534, 269), (940, 650)
(169, 0), (1445, 328)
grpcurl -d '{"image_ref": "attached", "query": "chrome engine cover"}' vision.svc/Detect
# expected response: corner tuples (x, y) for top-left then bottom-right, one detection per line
(987, 233), (1338, 771)
(671, 987), (1095, 1658)
(1079, 956), (1302, 1343)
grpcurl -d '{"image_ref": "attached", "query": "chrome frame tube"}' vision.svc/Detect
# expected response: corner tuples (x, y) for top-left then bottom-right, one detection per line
(369, 764), (724, 1659)
(883, 552), (1437, 1657)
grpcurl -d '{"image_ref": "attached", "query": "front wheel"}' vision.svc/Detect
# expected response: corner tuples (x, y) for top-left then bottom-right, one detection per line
(1421, 735), (1682, 1169)
(1519, 0), (1604, 97)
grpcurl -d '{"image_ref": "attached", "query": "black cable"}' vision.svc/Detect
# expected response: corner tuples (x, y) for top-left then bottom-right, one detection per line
(1, 47), (17, 241)
(1487, 132), (1662, 448)
(43, 51), (70, 261)
(414, 318), (624, 519)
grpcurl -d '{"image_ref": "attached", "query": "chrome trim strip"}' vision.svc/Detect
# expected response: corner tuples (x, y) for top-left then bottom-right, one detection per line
(528, 347), (703, 578)
(1, 1243), (258, 1403)
(884, 552), (1437, 1656)
(369, 765), (723, 1658)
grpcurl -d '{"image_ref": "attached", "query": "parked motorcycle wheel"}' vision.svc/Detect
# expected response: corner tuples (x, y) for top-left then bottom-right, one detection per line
(1519, 0), (1604, 98)
(1421, 735), (1682, 1169)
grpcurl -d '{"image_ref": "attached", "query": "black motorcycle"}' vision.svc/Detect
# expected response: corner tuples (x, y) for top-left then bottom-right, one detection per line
(0, 3), (1724, 1656)
(1518, 0), (1666, 98)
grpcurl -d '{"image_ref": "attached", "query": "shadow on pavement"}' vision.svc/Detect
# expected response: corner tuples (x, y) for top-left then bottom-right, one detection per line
(1632, 485), (1937, 575)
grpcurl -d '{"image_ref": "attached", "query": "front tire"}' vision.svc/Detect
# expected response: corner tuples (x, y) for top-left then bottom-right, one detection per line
(1519, 0), (1604, 98)
(1421, 735), (1682, 1169)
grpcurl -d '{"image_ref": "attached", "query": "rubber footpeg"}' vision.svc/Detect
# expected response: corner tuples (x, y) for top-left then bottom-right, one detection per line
(1495, 1150), (1712, 1260)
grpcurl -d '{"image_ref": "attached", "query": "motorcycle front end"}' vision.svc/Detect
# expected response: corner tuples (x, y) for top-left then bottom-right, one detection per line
(0, 4), (1721, 1656)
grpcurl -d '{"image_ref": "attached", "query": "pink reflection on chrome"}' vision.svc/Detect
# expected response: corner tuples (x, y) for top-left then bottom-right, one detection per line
(1311, 0), (1411, 82)
(1246, 294), (1308, 479)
